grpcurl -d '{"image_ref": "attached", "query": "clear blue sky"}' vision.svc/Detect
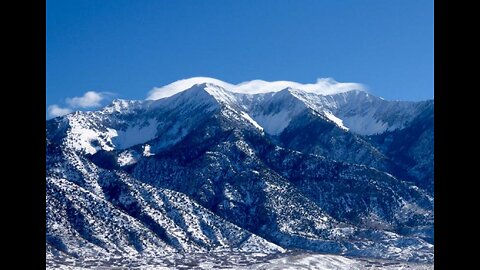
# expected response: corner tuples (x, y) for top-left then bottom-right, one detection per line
(47, 0), (433, 114)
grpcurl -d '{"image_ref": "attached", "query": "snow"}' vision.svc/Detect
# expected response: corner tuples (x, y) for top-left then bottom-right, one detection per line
(47, 77), (433, 268)
(47, 252), (434, 270)
(64, 114), (160, 154)
(253, 110), (292, 135)
(111, 119), (159, 149)
(147, 77), (234, 100)
(143, 144), (154, 156)
(148, 77), (365, 100)
(117, 150), (139, 166)
(239, 235), (287, 253)
(241, 253), (433, 270)
(67, 114), (116, 154)
(341, 114), (389, 135)
(247, 253), (362, 270)
(323, 110), (349, 131)
(204, 83), (239, 107)
(69, 127), (104, 154)
(248, 90), (311, 135)
(145, 78), (419, 136)
(101, 99), (149, 115)
(240, 111), (264, 131)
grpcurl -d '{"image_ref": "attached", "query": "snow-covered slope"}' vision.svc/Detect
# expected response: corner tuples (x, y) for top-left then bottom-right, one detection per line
(46, 78), (434, 267)
(48, 82), (430, 156)
(146, 78), (423, 136)
(47, 142), (284, 259)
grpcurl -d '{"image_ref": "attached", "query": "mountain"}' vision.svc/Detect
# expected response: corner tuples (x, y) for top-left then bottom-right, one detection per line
(46, 78), (434, 268)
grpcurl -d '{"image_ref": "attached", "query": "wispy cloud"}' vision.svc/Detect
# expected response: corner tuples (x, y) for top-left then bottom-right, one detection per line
(66, 91), (109, 108)
(47, 105), (72, 118)
(47, 91), (115, 119)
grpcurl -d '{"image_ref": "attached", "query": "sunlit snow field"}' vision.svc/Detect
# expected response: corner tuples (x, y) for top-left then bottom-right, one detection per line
(47, 251), (433, 269)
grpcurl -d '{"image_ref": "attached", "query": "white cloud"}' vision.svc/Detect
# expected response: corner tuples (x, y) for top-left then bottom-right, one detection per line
(147, 77), (366, 100)
(147, 77), (233, 100)
(66, 91), (106, 108)
(47, 90), (116, 119)
(47, 105), (72, 118)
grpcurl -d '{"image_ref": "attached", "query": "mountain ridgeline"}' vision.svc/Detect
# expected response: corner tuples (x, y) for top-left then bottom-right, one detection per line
(46, 80), (434, 264)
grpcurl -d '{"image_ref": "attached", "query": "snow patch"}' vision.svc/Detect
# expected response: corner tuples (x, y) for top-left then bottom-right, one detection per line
(143, 144), (154, 157)
(240, 111), (264, 132)
(341, 114), (389, 135)
(67, 115), (116, 154)
(253, 110), (293, 135)
(111, 119), (159, 149)
(117, 150), (140, 166)
(323, 111), (349, 131)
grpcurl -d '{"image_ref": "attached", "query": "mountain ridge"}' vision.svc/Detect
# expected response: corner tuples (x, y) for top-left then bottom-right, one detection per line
(46, 79), (434, 266)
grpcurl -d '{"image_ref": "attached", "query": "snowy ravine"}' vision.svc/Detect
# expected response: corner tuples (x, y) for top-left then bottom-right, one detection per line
(46, 77), (434, 269)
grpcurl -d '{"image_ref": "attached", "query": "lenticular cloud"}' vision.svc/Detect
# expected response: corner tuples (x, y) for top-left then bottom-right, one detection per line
(146, 77), (366, 100)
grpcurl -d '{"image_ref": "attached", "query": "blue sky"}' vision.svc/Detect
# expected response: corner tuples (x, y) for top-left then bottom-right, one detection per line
(47, 0), (433, 118)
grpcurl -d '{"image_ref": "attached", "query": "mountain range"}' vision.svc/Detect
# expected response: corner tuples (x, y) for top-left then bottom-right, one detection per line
(46, 77), (434, 268)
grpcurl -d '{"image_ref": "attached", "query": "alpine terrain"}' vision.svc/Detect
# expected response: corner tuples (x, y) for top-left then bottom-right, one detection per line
(46, 77), (434, 269)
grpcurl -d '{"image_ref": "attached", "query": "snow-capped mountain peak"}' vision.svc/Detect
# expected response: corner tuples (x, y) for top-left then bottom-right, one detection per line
(146, 77), (235, 100)
(102, 98), (148, 114)
(150, 83), (239, 111)
(53, 79), (432, 157)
